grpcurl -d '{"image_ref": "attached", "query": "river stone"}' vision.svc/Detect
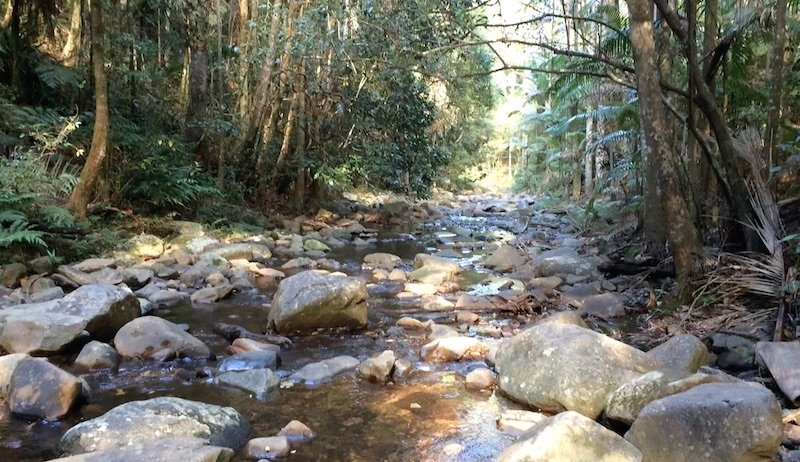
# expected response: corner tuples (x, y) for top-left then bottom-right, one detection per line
(278, 420), (316, 444)
(528, 276), (563, 290)
(0, 284), (140, 354)
(219, 350), (279, 372)
(357, 350), (395, 383)
(28, 286), (65, 303)
(711, 333), (756, 371)
(755, 341), (800, 402)
(482, 244), (526, 273)
(128, 234), (165, 259)
(186, 236), (219, 254)
(281, 257), (314, 269)
(267, 271), (367, 333)
(190, 285), (234, 304)
(0, 353), (29, 397)
(288, 355), (360, 384)
(72, 258), (116, 273)
(414, 253), (461, 274)
(577, 293), (626, 319)
(200, 243), (272, 262)
(215, 368), (280, 398)
(605, 369), (738, 424)
(647, 334), (711, 373)
(625, 382), (782, 462)
(420, 336), (488, 362)
(243, 436), (291, 460)
(59, 397), (251, 455)
(75, 341), (119, 370)
(89, 267), (124, 285)
(229, 338), (281, 355)
(465, 367), (496, 390)
(498, 411), (643, 462)
(388, 269), (406, 281)
(47, 437), (234, 462)
(28, 256), (54, 274)
(363, 253), (402, 270)
(1, 263), (27, 288)
(396, 317), (425, 329)
(303, 239), (330, 252)
(532, 247), (594, 277)
(537, 310), (588, 328)
(403, 282), (438, 296)
(114, 316), (211, 360)
(181, 266), (216, 289)
(426, 323), (459, 340)
(8, 357), (82, 419)
(57, 265), (96, 286)
(148, 289), (190, 307)
(496, 410), (548, 437)
(121, 268), (154, 289)
(495, 322), (659, 419)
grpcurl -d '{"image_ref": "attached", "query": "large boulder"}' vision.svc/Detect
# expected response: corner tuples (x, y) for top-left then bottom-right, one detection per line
(755, 341), (800, 402)
(0, 284), (140, 354)
(8, 357), (82, 419)
(47, 437), (234, 462)
(114, 316), (211, 360)
(267, 271), (367, 333)
(532, 247), (594, 277)
(59, 397), (251, 455)
(497, 411), (642, 462)
(495, 323), (659, 419)
(625, 382), (782, 462)
(74, 341), (119, 370)
(199, 243), (272, 262)
(0, 352), (28, 397)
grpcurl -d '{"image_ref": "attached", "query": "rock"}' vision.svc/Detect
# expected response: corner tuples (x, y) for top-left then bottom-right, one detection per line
(403, 282), (438, 296)
(407, 266), (454, 286)
(482, 244), (526, 273)
(756, 341), (800, 402)
(288, 355), (360, 384)
(8, 357), (82, 419)
(230, 338), (281, 355)
(26, 274), (56, 293)
(180, 266), (216, 288)
(647, 334), (711, 373)
(528, 276), (563, 290)
(455, 310), (480, 324)
(455, 294), (496, 311)
(393, 358), (413, 378)
(388, 269), (406, 281)
(114, 316), (211, 360)
(186, 236), (219, 254)
(420, 294), (454, 311)
(625, 382), (782, 462)
(496, 410), (548, 436)
(0, 284), (140, 354)
(577, 293), (626, 319)
(28, 286), (65, 303)
(277, 420), (316, 444)
(532, 247), (594, 277)
(281, 257), (314, 269)
(0, 352), (28, 397)
(396, 317), (425, 329)
(59, 397), (251, 454)
(75, 341), (119, 370)
(149, 289), (190, 307)
(537, 311), (588, 328)
(465, 367), (495, 390)
(303, 239), (330, 252)
(57, 265), (96, 285)
(605, 369), (739, 424)
(498, 411), (643, 462)
(711, 333), (755, 371)
(413, 253), (461, 275)
(357, 350), (395, 383)
(426, 323), (459, 340)
(495, 323), (659, 419)
(171, 221), (206, 239)
(27, 256), (54, 274)
(72, 258), (116, 273)
(89, 267), (124, 285)
(243, 436), (291, 460)
(2, 262), (27, 288)
(129, 234), (165, 259)
(363, 253), (402, 270)
(190, 285), (234, 304)
(200, 243), (272, 262)
(372, 268), (389, 281)
(420, 336), (488, 362)
(215, 368), (280, 398)
(120, 268), (154, 289)
(47, 437), (234, 462)
(267, 271), (367, 333)
(219, 350), (279, 372)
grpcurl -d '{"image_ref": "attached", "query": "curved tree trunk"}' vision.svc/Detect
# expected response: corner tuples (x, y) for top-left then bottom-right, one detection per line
(61, 0), (82, 67)
(68, 0), (108, 219)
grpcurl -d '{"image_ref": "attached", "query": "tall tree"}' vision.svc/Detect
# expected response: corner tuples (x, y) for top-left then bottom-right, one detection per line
(61, 0), (82, 66)
(764, 0), (787, 166)
(68, 0), (109, 218)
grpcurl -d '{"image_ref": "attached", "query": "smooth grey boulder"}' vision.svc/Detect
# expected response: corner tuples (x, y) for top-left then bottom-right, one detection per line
(199, 243), (272, 262)
(497, 411), (642, 462)
(28, 286), (65, 303)
(625, 382), (782, 462)
(72, 258), (116, 273)
(218, 350), (278, 372)
(495, 322), (659, 419)
(190, 285), (234, 304)
(267, 271), (367, 333)
(577, 293), (625, 319)
(47, 437), (233, 462)
(0, 284), (140, 354)
(59, 397), (251, 455)
(148, 289), (190, 307)
(482, 244), (526, 273)
(57, 265), (96, 286)
(114, 316), (211, 360)
(755, 341), (800, 402)
(288, 356), (360, 385)
(363, 253), (401, 270)
(356, 350), (395, 383)
(532, 247), (594, 277)
(214, 368), (279, 399)
(75, 341), (119, 370)
(120, 268), (154, 289)
(710, 332), (755, 371)
(8, 357), (82, 419)
(0, 352), (28, 397)
(647, 334), (711, 373)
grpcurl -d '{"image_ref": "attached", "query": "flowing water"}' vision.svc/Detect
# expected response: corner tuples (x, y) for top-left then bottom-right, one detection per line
(0, 211), (534, 461)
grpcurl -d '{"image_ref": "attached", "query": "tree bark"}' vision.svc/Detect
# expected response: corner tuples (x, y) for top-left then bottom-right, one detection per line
(763, 0), (787, 167)
(1, 0), (11, 28)
(627, 0), (701, 293)
(68, 0), (109, 219)
(61, 0), (82, 66)
(584, 113), (595, 197)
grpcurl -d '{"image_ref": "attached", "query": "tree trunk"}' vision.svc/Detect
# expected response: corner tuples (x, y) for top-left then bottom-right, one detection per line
(628, 0), (701, 293)
(584, 113), (595, 197)
(1, 0), (11, 28)
(763, 0), (787, 167)
(68, 0), (109, 219)
(61, 0), (82, 66)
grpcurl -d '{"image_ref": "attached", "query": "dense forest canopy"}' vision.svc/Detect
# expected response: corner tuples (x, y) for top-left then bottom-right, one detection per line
(1, 0), (799, 302)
